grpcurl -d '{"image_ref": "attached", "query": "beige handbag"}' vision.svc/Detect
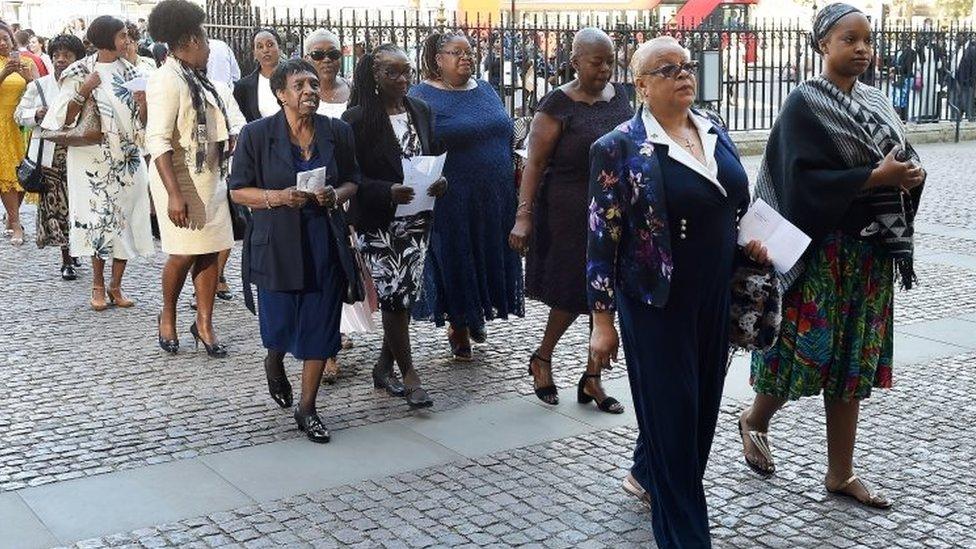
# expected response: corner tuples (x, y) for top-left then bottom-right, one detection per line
(40, 93), (103, 146)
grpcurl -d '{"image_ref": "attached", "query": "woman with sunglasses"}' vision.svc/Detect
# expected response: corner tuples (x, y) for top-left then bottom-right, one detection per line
(588, 36), (767, 547)
(304, 29), (349, 119)
(408, 31), (523, 360)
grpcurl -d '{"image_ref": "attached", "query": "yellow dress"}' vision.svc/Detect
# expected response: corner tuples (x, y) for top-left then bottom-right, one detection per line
(0, 58), (27, 193)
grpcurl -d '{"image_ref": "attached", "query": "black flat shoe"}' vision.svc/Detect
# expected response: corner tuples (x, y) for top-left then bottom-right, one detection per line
(157, 314), (179, 354)
(528, 352), (558, 405)
(577, 373), (624, 414)
(264, 355), (293, 408)
(189, 322), (227, 358)
(372, 369), (406, 397)
(60, 263), (77, 281)
(404, 385), (433, 409)
(71, 257), (81, 267)
(215, 277), (233, 301)
(294, 409), (331, 443)
(470, 325), (487, 344)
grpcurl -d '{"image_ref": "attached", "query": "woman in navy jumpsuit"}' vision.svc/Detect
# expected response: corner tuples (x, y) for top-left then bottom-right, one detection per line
(588, 37), (766, 548)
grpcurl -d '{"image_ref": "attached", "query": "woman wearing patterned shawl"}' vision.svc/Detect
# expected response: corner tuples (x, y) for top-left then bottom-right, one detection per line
(739, 3), (925, 509)
(146, 0), (246, 358)
(41, 15), (153, 311)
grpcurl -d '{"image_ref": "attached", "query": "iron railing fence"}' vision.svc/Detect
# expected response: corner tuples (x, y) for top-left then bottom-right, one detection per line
(205, 3), (975, 131)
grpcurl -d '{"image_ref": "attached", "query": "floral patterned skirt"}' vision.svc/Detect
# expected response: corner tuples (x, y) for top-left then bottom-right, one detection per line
(751, 231), (894, 402)
(36, 144), (70, 249)
(361, 212), (432, 312)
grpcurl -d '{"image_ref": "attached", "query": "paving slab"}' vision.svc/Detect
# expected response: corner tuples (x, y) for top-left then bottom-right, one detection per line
(201, 421), (462, 501)
(396, 397), (595, 458)
(898, 317), (976, 350)
(17, 460), (252, 543)
(0, 493), (60, 549)
(893, 332), (970, 366)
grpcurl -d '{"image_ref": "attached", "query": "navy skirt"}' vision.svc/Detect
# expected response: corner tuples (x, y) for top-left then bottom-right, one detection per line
(257, 208), (343, 360)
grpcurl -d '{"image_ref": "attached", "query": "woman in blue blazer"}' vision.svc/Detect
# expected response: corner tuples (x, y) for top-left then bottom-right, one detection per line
(587, 37), (766, 548)
(230, 59), (360, 444)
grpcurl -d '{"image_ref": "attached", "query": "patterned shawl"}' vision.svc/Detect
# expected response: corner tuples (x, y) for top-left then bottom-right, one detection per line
(755, 76), (923, 291)
(58, 55), (143, 151)
(175, 58), (232, 177)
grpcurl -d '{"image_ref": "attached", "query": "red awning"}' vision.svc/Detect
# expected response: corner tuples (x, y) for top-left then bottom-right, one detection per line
(672, 0), (758, 27)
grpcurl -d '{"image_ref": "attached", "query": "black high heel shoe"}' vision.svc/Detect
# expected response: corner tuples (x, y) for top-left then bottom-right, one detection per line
(189, 322), (227, 358)
(157, 314), (179, 354)
(294, 408), (331, 443)
(264, 355), (293, 408)
(577, 373), (624, 414)
(404, 385), (433, 409)
(528, 353), (558, 405)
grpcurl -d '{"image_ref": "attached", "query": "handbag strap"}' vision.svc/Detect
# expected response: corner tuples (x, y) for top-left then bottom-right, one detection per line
(35, 80), (47, 108)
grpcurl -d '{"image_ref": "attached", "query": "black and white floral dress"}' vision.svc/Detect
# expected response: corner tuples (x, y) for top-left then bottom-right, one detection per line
(359, 112), (433, 312)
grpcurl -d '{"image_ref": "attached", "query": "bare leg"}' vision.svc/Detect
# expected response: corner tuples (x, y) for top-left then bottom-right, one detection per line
(190, 253), (220, 344)
(298, 359), (326, 415)
(216, 248), (231, 295)
(382, 310), (419, 386)
(1, 191), (23, 241)
(160, 254), (195, 340)
(531, 308), (578, 392)
(823, 397), (861, 490)
(91, 256), (107, 308)
(739, 394), (787, 471)
(60, 246), (72, 265)
(109, 258), (127, 290)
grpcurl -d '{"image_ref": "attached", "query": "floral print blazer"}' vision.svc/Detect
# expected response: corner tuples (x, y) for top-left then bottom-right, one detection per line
(586, 108), (673, 312)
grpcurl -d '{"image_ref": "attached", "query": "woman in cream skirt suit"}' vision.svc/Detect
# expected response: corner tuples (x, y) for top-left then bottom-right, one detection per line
(145, 0), (246, 358)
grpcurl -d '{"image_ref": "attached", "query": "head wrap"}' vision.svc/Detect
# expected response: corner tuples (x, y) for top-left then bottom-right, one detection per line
(812, 3), (863, 54)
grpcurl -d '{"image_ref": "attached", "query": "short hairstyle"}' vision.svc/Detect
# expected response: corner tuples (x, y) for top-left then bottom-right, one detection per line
(47, 34), (86, 60)
(251, 27), (280, 47)
(13, 29), (31, 46)
(304, 29), (340, 54)
(125, 21), (140, 42)
(269, 58), (317, 101)
(86, 15), (126, 51)
(147, 0), (206, 49)
(0, 22), (15, 47)
(630, 35), (688, 74)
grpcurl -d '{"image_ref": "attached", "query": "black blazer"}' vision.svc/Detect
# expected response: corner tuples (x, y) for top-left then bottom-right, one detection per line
(229, 111), (361, 311)
(956, 43), (976, 86)
(232, 69), (262, 123)
(341, 96), (441, 233)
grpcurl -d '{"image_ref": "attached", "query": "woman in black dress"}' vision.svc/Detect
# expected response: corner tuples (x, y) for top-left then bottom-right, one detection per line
(509, 29), (632, 413)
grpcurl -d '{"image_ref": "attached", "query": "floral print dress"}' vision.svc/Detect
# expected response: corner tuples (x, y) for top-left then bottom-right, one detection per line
(359, 112), (433, 312)
(45, 58), (153, 260)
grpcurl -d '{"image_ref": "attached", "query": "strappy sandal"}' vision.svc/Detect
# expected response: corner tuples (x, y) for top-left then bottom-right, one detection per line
(826, 475), (892, 509)
(622, 472), (651, 508)
(577, 373), (624, 414)
(528, 352), (558, 405)
(447, 325), (473, 362)
(321, 358), (340, 385)
(90, 286), (108, 312)
(738, 418), (775, 477)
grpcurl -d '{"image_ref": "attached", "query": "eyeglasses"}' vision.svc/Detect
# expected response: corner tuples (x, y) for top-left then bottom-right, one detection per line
(380, 67), (414, 81)
(439, 49), (474, 59)
(307, 49), (341, 62)
(641, 61), (699, 79)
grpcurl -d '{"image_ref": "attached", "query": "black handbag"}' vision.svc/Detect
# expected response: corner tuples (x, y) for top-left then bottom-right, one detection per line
(17, 81), (47, 193)
(327, 206), (365, 305)
(729, 254), (782, 352)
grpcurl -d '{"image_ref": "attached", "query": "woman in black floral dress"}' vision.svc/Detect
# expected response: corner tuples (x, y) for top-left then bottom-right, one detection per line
(343, 44), (447, 408)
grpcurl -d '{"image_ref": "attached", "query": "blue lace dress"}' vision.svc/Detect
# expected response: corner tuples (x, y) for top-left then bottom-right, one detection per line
(408, 80), (524, 329)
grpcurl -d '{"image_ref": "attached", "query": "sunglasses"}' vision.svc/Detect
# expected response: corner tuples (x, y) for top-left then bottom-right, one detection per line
(308, 49), (341, 62)
(642, 61), (699, 79)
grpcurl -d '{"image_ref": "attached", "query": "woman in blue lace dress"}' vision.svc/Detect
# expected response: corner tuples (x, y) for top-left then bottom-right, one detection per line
(408, 32), (524, 360)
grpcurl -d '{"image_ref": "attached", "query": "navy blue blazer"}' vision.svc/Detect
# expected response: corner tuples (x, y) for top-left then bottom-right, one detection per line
(229, 111), (361, 311)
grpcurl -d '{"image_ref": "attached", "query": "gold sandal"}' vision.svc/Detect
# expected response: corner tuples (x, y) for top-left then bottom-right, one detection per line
(826, 475), (892, 509)
(738, 418), (776, 476)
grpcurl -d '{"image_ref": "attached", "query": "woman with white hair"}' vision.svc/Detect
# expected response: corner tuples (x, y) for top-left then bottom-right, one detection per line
(587, 36), (767, 547)
(304, 29), (350, 118)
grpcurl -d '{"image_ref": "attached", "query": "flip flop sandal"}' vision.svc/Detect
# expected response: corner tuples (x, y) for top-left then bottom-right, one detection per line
(826, 475), (892, 510)
(738, 418), (776, 477)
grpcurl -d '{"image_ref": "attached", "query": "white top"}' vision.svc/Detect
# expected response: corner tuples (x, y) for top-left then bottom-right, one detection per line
(206, 39), (241, 86)
(257, 73), (280, 118)
(316, 101), (347, 118)
(15, 74), (61, 167)
(390, 112), (410, 142)
(641, 108), (724, 196)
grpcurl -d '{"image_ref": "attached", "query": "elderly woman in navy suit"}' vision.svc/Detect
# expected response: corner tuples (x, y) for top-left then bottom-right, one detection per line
(588, 37), (767, 547)
(230, 59), (360, 443)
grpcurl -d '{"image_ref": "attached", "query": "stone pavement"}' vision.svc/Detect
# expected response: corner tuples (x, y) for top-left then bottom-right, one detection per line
(1, 141), (975, 548)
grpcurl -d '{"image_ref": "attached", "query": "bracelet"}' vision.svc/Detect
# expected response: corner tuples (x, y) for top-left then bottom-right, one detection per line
(263, 189), (273, 209)
(516, 209), (533, 217)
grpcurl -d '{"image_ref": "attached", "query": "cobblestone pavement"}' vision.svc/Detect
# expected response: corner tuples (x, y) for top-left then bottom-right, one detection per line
(2, 142), (975, 547)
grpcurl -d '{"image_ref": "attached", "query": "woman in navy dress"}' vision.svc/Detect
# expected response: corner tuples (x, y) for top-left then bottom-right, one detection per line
(230, 59), (360, 443)
(588, 37), (767, 547)
(408, 32), (524, 360)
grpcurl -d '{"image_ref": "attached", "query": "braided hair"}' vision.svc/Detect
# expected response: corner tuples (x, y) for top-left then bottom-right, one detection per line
(420, 30), (463, 80)
(348, 43), (406, 158)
